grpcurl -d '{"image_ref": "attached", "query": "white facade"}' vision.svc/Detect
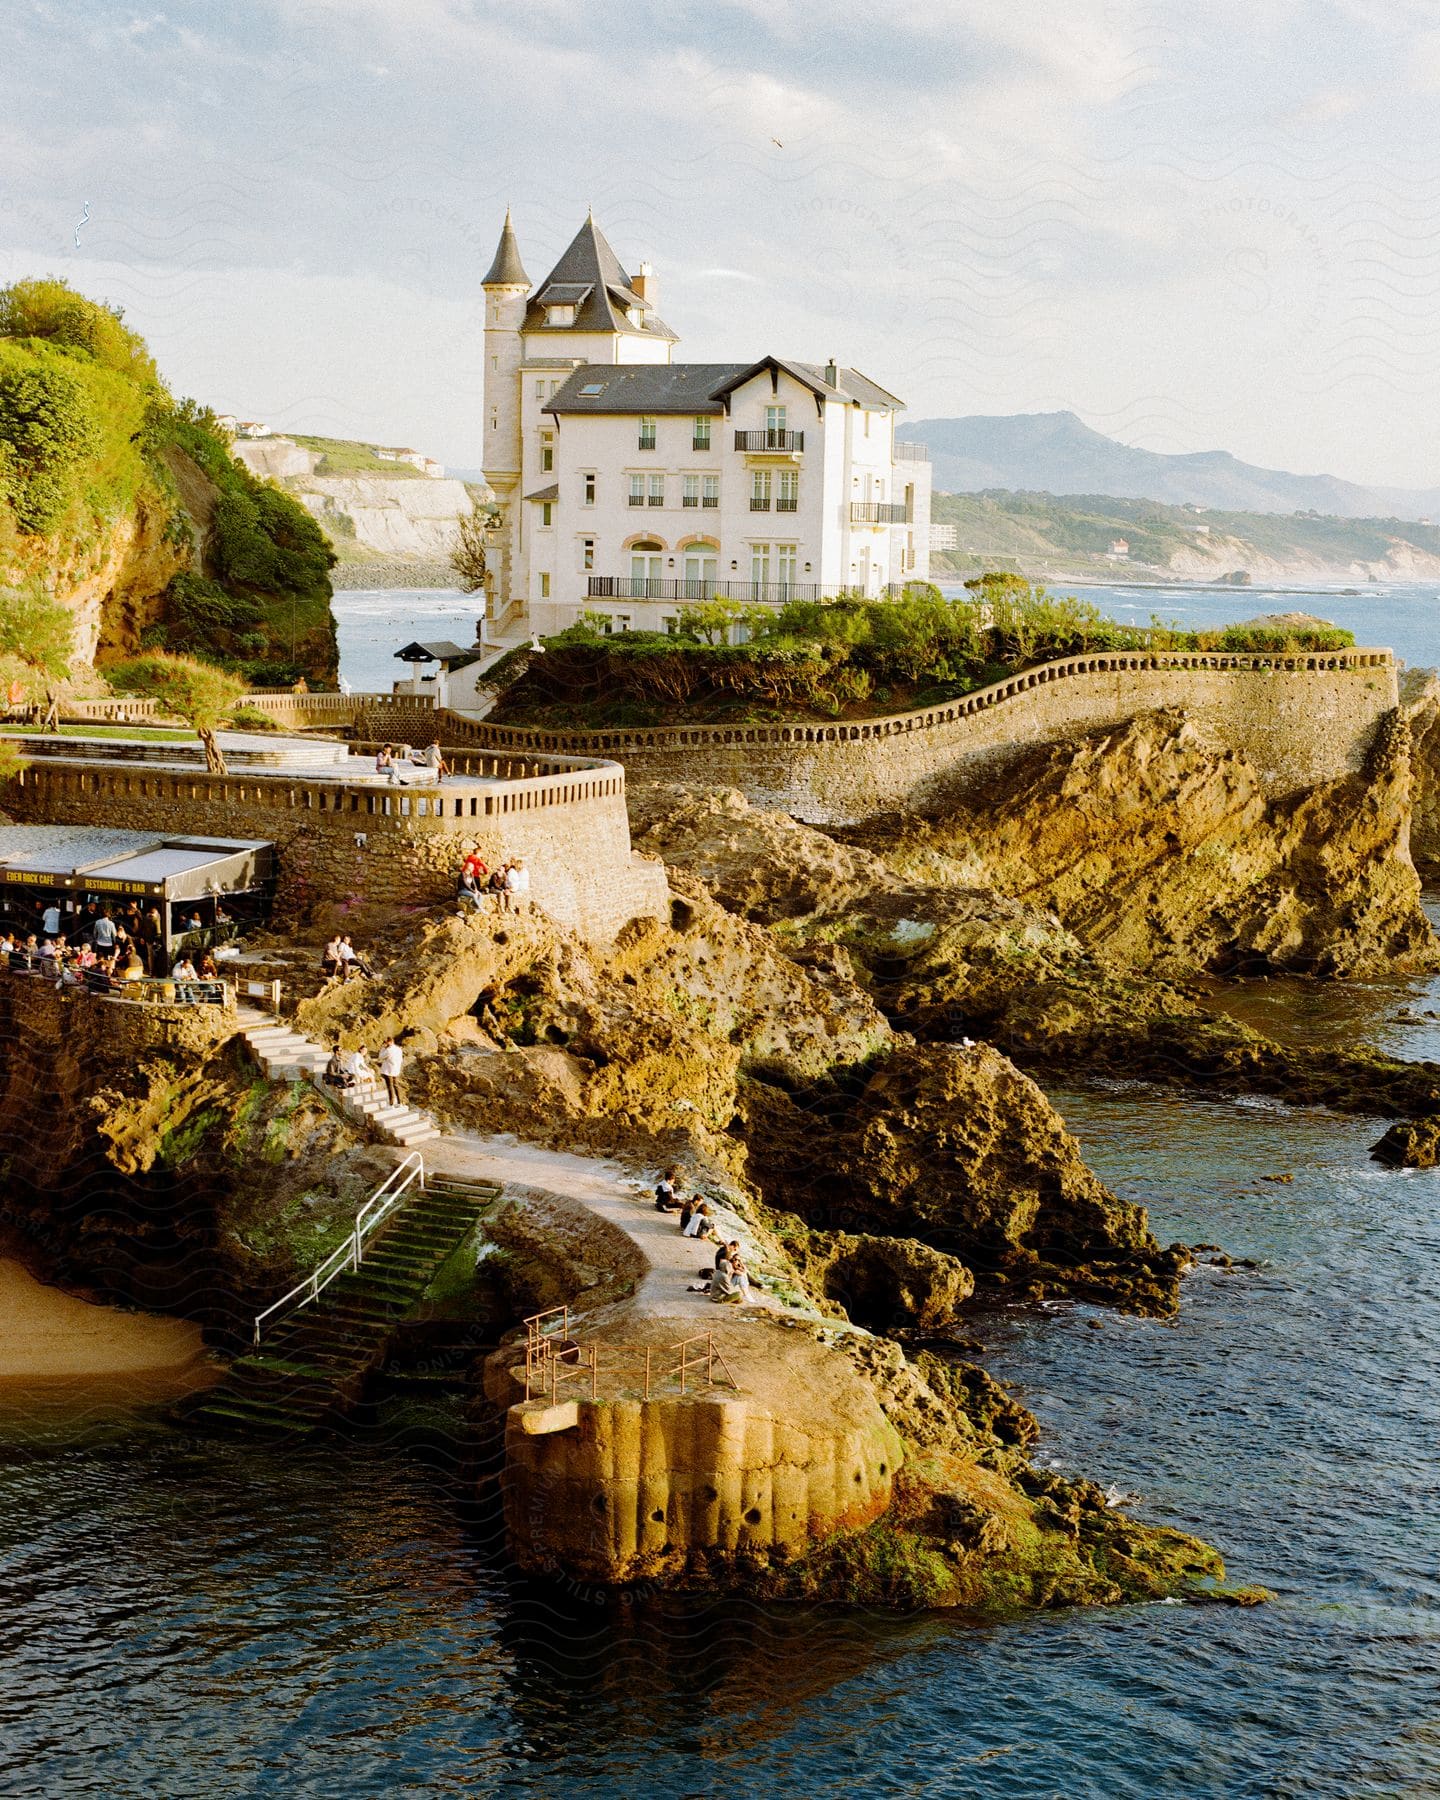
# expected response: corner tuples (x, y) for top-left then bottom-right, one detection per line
(481, 214), (932, 637)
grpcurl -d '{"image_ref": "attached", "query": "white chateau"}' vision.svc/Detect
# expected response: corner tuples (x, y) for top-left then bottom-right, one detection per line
(480, 210), (931, 637)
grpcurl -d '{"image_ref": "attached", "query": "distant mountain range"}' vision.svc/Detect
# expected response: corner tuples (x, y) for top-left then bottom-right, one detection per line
(899, 412), (1440, 522)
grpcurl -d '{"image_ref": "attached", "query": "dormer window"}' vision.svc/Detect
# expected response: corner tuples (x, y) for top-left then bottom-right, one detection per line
(545, 304), (576, 327)
(627, 306), (647, 328)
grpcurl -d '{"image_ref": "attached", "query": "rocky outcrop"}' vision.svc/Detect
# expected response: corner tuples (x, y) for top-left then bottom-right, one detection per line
(741, 1041), (1185, 1314)
(1370, 1116), (1440, 1167)
(852, 708), (1434, 979)
(0, 975), (387, 1323)
(291, 889), (1172, 1310)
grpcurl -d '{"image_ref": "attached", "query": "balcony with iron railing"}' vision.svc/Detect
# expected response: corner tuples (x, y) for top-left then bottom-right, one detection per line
(893, 441), (929, 462)
(850, 501), (911, 525)
(735, 428), (805, 453)
(587, 577), (910, 604)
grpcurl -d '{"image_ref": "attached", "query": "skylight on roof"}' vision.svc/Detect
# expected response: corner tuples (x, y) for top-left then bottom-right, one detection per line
(580, 382), (605, 395)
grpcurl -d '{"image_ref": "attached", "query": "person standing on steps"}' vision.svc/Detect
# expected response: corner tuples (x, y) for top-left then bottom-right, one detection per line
(378, 1037), (404, 1108)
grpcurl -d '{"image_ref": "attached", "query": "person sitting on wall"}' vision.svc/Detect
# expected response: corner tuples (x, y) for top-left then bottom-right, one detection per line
(423, 739), (449, 783)
(488, 863), (509, 905)
(324, 1044), (354, 1090)
(375, 744), (394, 780)
(198, 950), (219, 980)
(654, 1168), (682, 1212)
(170, 952), (200, 1002)
(320, 936), (344, 982)
(457, 865), (488, 910)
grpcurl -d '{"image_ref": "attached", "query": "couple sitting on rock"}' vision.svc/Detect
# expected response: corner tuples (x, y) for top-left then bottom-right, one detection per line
(687, 1239), (752, 1304)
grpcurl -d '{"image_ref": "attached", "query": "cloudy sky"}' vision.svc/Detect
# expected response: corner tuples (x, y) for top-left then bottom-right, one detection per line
(3, 0), (1439, 485)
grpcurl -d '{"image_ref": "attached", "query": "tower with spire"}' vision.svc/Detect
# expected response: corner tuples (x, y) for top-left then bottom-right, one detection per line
(481, 210), (677, 618)
(480, 210), (531, 610)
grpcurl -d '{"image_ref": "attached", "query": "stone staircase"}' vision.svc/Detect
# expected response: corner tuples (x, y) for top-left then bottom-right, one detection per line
(237, 1005), (439, 1148)
(186, 1171), (502, 1436)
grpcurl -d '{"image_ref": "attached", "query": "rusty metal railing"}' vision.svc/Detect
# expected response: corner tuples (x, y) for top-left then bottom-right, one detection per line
(520, 1309), (740, 1404)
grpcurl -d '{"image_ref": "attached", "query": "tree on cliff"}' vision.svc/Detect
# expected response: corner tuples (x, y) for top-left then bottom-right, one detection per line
(450, 499), (502, 594)
(0, 579), (73, 725)
(108, 653), (246, 773)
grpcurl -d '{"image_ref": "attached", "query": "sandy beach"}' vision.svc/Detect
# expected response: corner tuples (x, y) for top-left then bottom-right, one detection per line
(0, 1256), (214, 1385)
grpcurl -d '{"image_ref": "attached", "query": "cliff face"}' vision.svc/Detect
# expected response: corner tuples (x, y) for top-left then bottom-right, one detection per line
(885, 707), (1434, 978)
(65, 497), (189, 664)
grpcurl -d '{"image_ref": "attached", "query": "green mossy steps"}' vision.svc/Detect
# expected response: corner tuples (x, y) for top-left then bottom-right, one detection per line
(185, 1173), (501, 1436)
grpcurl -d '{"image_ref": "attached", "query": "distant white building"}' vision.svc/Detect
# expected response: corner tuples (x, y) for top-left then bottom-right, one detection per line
(1108, 538), (1130, 559)
(480, 210), (932, 636)
(215, 413), (239, 435)
(236, 420), (270, 438)
(930, 523), (957, 552)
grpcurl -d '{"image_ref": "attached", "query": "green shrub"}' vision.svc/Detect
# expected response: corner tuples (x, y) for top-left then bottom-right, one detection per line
(228, 705), (279, 733)
(489, 576), (1359, 730)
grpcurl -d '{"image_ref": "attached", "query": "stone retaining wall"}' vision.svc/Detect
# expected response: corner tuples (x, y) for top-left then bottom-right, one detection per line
(445, 648), (1399, 822)
(3, 759), (667, 945)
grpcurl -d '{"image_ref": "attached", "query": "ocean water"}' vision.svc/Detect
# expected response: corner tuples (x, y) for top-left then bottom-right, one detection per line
(334, 588), (484, 695)
(4, 960), (1440, 1798)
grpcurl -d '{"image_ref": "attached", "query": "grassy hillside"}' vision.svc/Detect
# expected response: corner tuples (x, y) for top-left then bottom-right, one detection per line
(0, 278), (337, 684)
(930, 490), (1440, 580)
(289, 434), (429, 479)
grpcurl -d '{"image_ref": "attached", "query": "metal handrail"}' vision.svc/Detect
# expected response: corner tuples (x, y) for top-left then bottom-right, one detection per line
(252, 1150), (426, 1346)
(521, 1323), (740, 1403)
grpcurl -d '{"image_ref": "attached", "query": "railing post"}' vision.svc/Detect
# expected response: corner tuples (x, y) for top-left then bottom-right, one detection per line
(644, 1344), (652, 1400)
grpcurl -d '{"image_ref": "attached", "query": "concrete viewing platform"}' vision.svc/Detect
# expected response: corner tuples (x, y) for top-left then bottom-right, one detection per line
(422, 1133), (903, 1584)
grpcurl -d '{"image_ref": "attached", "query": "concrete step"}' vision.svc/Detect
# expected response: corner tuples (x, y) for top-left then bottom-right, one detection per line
(389, 1124), (440, 1146)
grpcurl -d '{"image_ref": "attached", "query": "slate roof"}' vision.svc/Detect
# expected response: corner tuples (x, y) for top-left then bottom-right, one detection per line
(523, 214), (677, 342)
(481, 210), (530, 287)
(395, 639), (476, 664)
(547, 363), (748, 416)
(546, 358), (905, 417)
(710, 356), (904, 411)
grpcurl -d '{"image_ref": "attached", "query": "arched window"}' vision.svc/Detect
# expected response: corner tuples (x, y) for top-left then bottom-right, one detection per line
(630, 539), (664, 595)
(682, 540), (718, 596)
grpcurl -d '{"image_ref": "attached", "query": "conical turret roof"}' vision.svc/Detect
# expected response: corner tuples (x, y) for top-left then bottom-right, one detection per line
(522, 213), (676, 342)
(482, 209), (530, 287)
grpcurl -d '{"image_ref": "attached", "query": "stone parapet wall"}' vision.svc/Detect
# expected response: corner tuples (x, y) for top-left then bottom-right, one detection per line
(446, 648), (1398, 822)
(243, 690), (422, 732)
(3, 759), (667, 945)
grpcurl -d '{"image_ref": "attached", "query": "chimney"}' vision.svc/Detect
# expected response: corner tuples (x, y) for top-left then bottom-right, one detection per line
(632, 260), (657, 309)
(824, 357), (839, 386)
